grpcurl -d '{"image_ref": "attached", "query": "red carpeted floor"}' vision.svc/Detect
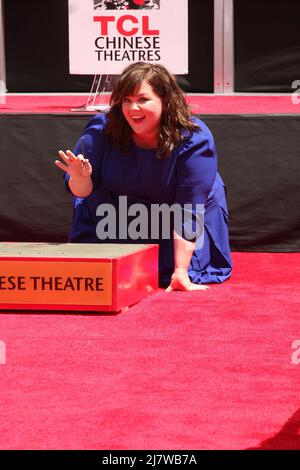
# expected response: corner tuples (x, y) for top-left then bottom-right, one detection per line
(0, 94), (300, 114)
(0, 252), (300, 450)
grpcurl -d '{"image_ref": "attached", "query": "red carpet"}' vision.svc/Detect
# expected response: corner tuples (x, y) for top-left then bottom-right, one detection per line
(0, 252), (300, 450)
(0, 94), (299, 114)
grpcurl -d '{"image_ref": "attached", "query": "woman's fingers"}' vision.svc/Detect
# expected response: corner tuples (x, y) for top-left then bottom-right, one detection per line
(57, 150), (72, 163)
(190, 284), (209, 290)
(82, 160), (92, 175)
(65, 150), (77, 161)
(165, 283), (209, 292)
(57, 150), (83, 164)
(55, 151), (92, 176)
(54, 160), (68, 172)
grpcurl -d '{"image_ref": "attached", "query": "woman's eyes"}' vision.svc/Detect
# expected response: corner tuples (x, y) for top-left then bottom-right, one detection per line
(123, 97), (149, 104)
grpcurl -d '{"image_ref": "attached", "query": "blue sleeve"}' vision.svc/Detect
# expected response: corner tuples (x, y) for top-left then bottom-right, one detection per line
(175, 120), (217, 205)
(64, 112), (108, 193)
(174, 120), (217, 242)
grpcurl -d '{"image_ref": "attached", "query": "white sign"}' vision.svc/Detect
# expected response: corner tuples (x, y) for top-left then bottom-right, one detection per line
(68, 0), (188, 74)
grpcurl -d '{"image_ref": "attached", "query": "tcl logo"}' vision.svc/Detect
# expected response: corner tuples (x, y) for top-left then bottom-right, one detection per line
(94, 15), (159, 36)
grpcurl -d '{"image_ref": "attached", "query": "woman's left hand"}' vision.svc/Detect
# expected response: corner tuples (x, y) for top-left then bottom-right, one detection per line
(165, 269), (209, 292)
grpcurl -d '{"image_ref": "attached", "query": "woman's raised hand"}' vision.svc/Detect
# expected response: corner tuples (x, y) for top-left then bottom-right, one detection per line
(55, 150), (92, 179)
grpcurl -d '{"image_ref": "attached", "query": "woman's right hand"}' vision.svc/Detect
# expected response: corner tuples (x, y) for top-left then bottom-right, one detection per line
(55, 150), (93, 197)
(55, 150), (92, 179)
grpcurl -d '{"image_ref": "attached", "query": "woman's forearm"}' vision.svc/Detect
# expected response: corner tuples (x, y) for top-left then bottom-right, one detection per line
(166, 231), (208, 291)
(173, 231), (195, 272)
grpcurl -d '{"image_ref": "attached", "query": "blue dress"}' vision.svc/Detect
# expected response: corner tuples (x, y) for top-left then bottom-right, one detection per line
(65, 113), (232, 286)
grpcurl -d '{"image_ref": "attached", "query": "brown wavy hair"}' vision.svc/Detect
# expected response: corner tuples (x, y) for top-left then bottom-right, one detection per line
(105, 62), (200, 159)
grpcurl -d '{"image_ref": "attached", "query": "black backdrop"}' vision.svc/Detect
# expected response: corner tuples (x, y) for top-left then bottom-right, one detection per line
(3, 0), (214, 93)
(4, 0), (300, 93)
(234, 0), (300, 92)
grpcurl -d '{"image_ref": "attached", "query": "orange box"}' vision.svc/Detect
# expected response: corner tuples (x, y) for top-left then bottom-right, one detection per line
(0, 243), (159, 312)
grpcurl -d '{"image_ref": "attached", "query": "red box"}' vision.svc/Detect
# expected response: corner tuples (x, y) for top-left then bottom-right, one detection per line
(0, 243), (159, 312)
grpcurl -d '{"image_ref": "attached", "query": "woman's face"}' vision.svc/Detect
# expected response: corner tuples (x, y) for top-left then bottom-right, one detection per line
(121, 80), (163, 147)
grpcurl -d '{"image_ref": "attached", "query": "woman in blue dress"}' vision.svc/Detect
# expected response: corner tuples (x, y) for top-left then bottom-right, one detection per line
(55, 62), (232, 290)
